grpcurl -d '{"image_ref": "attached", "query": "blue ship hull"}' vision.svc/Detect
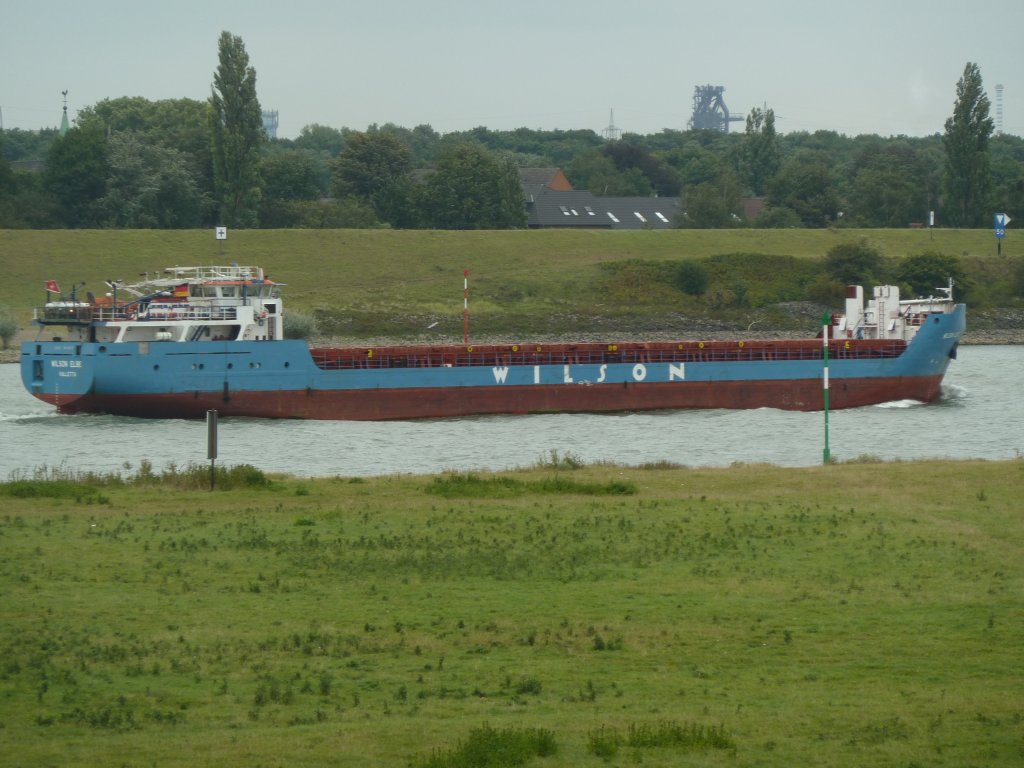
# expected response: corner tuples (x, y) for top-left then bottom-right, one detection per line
(20, 304), (965, 420)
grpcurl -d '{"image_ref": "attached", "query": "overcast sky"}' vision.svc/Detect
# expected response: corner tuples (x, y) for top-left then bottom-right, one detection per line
(3, 0), (1022, 140)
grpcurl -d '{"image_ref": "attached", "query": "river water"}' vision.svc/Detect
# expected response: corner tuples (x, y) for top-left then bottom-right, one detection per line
(1, 345), (1020, 479)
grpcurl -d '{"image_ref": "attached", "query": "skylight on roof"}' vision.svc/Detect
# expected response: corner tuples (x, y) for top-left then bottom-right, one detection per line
(655, 212), (669, 223)
(634, 212), (647, 223)
(585, 206), (595, 216)
(607, 212), (620, 223)
(559, 205), (570, 216)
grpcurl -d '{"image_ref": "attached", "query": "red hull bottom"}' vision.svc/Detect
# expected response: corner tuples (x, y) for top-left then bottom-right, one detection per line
(46, 376), (946, 420)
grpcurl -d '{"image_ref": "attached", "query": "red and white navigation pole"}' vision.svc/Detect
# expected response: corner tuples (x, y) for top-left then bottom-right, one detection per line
(822, 311), (831, 465)
(463, 269), (470, 345)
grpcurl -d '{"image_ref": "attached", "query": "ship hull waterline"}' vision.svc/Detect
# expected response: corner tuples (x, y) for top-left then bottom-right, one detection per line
(34, 375), (945, 421)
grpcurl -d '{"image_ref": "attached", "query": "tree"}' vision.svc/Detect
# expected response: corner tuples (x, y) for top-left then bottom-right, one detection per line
(990, 135), (1024, 225)
(78, 97), (215, 222)
(602, 141), (680, 196)
(263, 148), (325, 202)
(210, 31), (264, 227)
(565, 150), (653, 196)
(0, 127), (60, 163)
(662, 139), (729, 189)
(99, 132), (210, 228)
(766, 152), (841, 227)
(849, 142), (932, 227)
(293, 124), (346, 157)
(0, 143), (15, 226)
(943, 62), (994, 227)
(678, 169), (743, 228)
(423, 144), (527, 229)
(43, 123), (109, 227)
(895, 251), (966, 298)
(330, 131), (416, 226)
(741, 106), (780, 195)
(262, 148), (333, 228)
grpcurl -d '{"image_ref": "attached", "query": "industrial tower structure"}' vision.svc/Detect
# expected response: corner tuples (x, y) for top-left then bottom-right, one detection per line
(601, 108), (622, 141)
(995, 84), (1004, 135)
(262, 110), (279, 139)
(688, 85), (744, 133)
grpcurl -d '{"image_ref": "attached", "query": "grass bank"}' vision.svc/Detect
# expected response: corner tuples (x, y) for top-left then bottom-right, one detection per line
(1, 458), (1021, 766)
(3, 228), (1018, 342)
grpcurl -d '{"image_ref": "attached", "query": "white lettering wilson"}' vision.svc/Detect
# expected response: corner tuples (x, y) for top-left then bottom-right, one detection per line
(488, 362), (684, 386)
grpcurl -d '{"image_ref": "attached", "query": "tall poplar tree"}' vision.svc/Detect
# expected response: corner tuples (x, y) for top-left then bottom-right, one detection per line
(742, 106), (780, 196)
(210, 31), (263, 227)
(942, 62), (993, 227)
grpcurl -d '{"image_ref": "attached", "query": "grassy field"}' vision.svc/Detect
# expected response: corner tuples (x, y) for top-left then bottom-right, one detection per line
(1, 459), (1022, 766)
(2, 228), (1014, 339)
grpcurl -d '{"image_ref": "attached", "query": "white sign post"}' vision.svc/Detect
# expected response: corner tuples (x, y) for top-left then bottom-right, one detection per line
(215, 226), (227, 257)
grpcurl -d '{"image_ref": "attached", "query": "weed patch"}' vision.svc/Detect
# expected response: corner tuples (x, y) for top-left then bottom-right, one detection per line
(418, 723), (556, 768)
(426, 472), (636, 498)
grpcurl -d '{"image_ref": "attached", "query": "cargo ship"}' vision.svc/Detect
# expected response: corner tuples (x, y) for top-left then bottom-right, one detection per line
(21, 265), (965, 420)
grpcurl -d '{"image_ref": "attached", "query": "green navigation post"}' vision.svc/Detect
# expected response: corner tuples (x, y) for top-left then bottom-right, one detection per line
(822, 311), (831, 464)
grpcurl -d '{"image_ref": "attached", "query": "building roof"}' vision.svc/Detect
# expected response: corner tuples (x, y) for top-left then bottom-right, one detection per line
(599, 196), (680, 229)
(526, 189), (680, 229)
(526, 189), (610, 228)
(518, 167), (573, 199)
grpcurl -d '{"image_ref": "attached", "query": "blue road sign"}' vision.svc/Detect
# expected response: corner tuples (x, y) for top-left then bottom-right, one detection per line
(995, 212), (1011, 238)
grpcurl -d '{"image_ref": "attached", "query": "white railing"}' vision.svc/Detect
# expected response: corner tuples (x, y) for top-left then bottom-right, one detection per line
(95, 305), (240, 322)
(161, 265), (264, 281)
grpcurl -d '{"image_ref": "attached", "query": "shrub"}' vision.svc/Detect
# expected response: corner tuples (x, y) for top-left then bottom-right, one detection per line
(283, 310), (317, 339)
(0, 304), (17, 349)
(753, 205), (802, 228)
(419, 723), (556, 767)
(587, 725), (621, 759)
(626, 720), (735, 750)
(673, 260), (709, 296)
(806, 274), (846, 306)
(824, 240), (889, 286)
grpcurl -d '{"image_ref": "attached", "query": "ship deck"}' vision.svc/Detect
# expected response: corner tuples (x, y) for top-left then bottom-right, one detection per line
(309, 338), (908, 371)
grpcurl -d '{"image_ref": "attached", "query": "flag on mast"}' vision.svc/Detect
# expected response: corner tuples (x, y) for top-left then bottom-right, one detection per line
(45, 280), (60, 294)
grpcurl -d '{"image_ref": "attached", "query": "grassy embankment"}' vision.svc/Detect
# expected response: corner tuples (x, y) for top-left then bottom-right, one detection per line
(1, 459), (1022, 766)
(2, 228), (1015, 342)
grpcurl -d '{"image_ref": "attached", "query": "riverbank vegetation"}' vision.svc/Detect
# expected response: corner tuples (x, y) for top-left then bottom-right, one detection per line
(3, 228), (1022, 342)
(2, 458), (1021, 766)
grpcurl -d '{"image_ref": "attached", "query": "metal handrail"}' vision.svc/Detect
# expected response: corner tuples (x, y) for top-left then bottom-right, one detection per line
(310, 341), (908, 371)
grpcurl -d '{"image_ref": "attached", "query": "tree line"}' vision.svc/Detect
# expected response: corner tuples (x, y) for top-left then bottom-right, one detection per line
(2, 40), (1020, 232)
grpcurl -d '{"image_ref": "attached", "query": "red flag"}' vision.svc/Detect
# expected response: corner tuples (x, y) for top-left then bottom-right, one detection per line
(45, 280), (60, 293)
